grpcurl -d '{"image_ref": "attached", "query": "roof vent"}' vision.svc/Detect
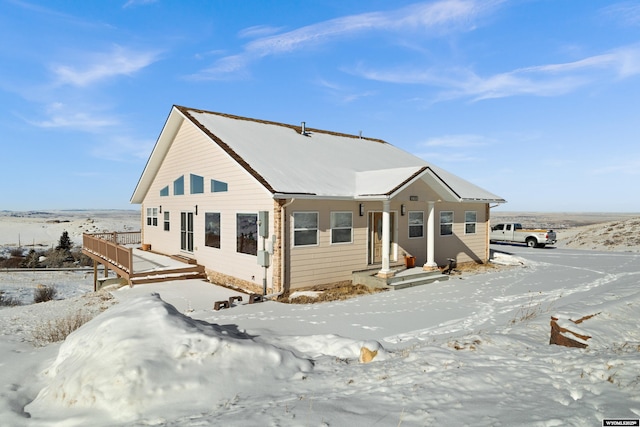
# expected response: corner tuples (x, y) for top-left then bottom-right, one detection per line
(301, 121), (307, 135)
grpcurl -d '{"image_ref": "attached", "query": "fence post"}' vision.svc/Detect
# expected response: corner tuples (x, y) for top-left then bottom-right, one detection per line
(129, 247), (134, 276)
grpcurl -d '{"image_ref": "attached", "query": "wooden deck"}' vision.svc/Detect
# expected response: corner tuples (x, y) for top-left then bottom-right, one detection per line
(82, 232), (205, 289)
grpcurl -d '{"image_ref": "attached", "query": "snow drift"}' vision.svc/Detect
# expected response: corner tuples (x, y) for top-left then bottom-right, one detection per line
(25, 293), (314, 424)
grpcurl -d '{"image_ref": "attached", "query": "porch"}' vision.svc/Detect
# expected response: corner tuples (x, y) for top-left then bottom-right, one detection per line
(82, 232), (205, 290)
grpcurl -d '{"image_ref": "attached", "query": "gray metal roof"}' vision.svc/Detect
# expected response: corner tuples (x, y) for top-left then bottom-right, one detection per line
(131, 106), (505, 204)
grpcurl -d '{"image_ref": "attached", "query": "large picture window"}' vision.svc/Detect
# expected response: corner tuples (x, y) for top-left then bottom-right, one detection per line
(293, 212), (318, 246)
(440, 211), (453, 236)
(408, 211), (424, 238)
(331, 212), (352, 244)
(205, 212), (221, 248)
(237, 213), (257, 255)
(465, 211), (477, 234)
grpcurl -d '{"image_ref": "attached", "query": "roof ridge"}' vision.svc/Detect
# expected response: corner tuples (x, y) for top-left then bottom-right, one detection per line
(174, 105), (388, 144)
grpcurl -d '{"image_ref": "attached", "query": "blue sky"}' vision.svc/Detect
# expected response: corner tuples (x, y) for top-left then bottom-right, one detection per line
(1, 0), (639, 212)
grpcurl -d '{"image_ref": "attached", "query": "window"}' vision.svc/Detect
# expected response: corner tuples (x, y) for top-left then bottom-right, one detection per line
(237, 213), (257, 255)
(146, 207), (158, 226)
(211, 179), (228, 192)
(163, 211), (170, 231)
(174, 176), (185, 196)
(331, 212), (352, 244)
(160, 186), (169, 197)
(293, 212), (318, 246)
(440, 211), (453, 236)
(181, 212), (194, 252)
(190, 174), (204, 194)
(205, 212), (221, 248)
(465, 211), (477, 234)
(408, 211), (424, 238)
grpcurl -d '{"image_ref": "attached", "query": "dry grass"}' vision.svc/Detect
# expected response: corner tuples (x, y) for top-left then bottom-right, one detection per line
(445, 261), (505, 276)
(278, 282), (387, 304)
(32, 311), (93, 345)
(33, 285), (57, 303)
(0, 290), (21, 307)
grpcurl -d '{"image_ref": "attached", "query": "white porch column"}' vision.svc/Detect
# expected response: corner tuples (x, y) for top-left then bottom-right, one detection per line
(377, 199), (394, 278)
(424, 201), (438, 270)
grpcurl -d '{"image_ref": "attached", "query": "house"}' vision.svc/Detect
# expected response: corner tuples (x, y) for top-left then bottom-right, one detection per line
(130, 105), (505, 295)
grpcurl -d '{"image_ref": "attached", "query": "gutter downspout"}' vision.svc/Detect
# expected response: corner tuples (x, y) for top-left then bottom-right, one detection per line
(280, 198), (295, 294)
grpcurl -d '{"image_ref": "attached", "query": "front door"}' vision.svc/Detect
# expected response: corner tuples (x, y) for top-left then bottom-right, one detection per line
(368, 211), (395, 264)
(180, 212), (194, 252)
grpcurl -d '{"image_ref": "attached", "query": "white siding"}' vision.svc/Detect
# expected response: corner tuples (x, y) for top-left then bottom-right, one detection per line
(141, 120), (275, 289)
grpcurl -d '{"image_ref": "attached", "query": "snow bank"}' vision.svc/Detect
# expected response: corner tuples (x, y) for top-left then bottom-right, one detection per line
(25, 293), (313, 424)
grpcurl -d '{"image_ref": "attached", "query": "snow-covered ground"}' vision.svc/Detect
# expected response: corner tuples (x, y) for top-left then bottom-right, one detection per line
(1, 212), (639, 426)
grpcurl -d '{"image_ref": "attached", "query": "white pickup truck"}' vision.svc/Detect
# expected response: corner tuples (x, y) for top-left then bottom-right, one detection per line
(490, 223), (557, 248)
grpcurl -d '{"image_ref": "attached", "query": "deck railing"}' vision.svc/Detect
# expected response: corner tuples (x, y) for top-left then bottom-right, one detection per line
(82, 231), (142, 277)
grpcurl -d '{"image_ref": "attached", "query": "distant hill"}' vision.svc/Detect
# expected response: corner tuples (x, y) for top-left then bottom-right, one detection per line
(557, 217), (640, 252)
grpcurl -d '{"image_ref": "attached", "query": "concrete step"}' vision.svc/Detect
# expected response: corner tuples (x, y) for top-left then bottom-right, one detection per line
(387, 269), (444, 285)
(387, 273), (449, 290)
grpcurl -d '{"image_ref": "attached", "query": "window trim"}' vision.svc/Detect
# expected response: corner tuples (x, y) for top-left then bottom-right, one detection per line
(190, 174), (204, 194)
(205, 212), (221, 249)
(146, 207), (158, 227)
(173, 175), (185, 196)
(163, 211), (170, 231)
(236, 213), (258, 255)
(408, 211), (425, 239)
(330, 211), (353, 245)
(211, 179), (228, 193)
(293, 211), (319, 247)
(439, 211), (454, 236)
(464, 210), (477, 235)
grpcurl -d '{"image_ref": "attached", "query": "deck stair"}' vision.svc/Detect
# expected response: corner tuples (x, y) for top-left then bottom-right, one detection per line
(129, 264), (206, 285)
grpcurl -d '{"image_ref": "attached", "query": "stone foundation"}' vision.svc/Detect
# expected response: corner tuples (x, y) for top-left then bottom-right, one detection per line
(205, 269), (269, 295)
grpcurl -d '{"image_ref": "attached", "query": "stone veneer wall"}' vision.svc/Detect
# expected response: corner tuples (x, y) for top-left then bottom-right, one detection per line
(205, 269), (265, 295)
(272, 199), (284, 293)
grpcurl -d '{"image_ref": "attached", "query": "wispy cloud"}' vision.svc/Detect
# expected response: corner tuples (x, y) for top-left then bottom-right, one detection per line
(600, 2), (640, 27)
(356, 44), (640, 101)
(28, 102), (119, 131)
(416, 133), (494, 163)
(192, 0), (501, 79)
(51, 45), (161, 87)
(315, 78), (377, 103)
(90, 135), (155, 162)
(123, 0), (158, 9)
(238, 25), (284, 39)
(422, 134), (492, 148)
(592, 157), (640, 175)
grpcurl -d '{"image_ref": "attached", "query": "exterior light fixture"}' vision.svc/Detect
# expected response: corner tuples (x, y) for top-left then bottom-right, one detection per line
(194, 205), (198, 215)
(359, 203), (364, 216)
(401, 204), (406, 216)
